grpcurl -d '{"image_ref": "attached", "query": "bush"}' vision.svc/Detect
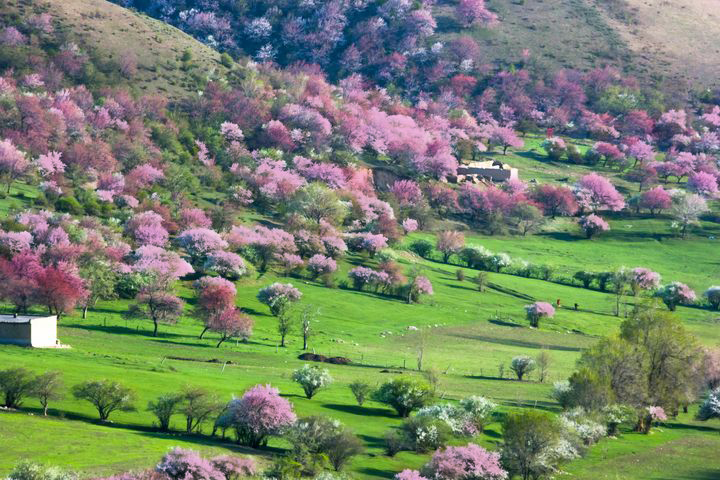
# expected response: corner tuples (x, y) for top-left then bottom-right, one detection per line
(55, 196), (84, 215)
(400, 415), (452, 453)
(287, 416), (363, 472)
(72, 380), (136, 421)
(0, 367), (36, 408)
(510, 356), (536, 381)
(7, 461), (76, 480)
(372, 378), (434, 417)
(349, 381), (371, 406)
(409, 239), (433, 258)
(456, 269), (465, 281)
(421, 443), (507, 480)
(115, 272), (153, 299)
(291, 364), (332, 399)
(551, 380), (573, 410)
(384, 430), (405, 457)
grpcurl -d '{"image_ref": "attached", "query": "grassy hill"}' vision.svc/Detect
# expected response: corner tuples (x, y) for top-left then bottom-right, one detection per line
(435, 0), (720, 98)
(2, 0), (231, 101)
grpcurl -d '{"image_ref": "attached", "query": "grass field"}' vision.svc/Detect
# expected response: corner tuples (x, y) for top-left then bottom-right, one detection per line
(2, 122), (720, 479)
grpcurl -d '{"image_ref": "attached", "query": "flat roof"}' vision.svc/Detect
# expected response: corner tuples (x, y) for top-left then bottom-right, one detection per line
(0, 315), (56, 324)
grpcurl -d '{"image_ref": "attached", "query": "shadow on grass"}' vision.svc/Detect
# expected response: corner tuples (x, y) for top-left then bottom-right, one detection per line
(65, 323), (189, 339)
(358, 433), (386, 449)
(357, 467), (395, 479)
(151, 339), (213, 348)
(488, 318), (524, 328)
(487, 283), (535, 301)
(322, 403), (397, 419)
(451, 333), (585, 352)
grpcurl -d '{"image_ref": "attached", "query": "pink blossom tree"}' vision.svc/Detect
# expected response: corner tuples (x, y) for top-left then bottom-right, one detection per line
(575, 173), (625, 212)
(436, 231), (465, 263)
(156, 448), (224, 480)
(654, 282), (696, 311)
(630, 268), (661, 296)
(176, 228), (228, 265)
(531, 185), (578, 218)
(408, 276), (433, 304)
(226, 225), (296, 272)
(524, 302), (555, 328)
(35, 151), (65, 178)
(210, 308), (253, 348)
(687, 172), (719, 198)
(217, 384), (296, 448)
(128, 287), (184, 337)
(639, 186), (672, 215)
(456, 0), (499, 27)
(194, 276), (237, 339)
(489, 126), (523, 155)
(203, 251), (247, 280)
(179, 208), (212, 229)
(306, 254), (337, 279)
(402, 218), (419, 233)
(391, 180), (423, 206)
(0, 139), (29, 193)
(257, 283), (302, 316)
(421, 444), (507, 480)
(131, 245), (194, 281)
(578, 214), (610, 239)
(126, 211), (169, 247)
(33, 265), (89, 320)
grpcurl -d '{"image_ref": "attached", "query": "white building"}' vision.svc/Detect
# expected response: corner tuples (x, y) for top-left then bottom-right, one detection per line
(0, 315), (58, 348)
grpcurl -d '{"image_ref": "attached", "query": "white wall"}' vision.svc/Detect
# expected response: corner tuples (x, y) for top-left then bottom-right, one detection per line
(29, 316), (57, 347)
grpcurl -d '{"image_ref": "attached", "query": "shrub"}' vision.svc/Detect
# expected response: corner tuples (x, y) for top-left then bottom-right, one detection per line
(72, 380), (136, 421)
(372, 378), (434, 417)
(210, 455), (257, 478)
(156, 448), (224, 480)
(602, 404), (634, 436)
(456, 269), (465, 281)
(349, 381), (371, 406)
(551, 380), (573, 410)
(510, 356), (536, 381)
(409, 239), (433, 258)
(0, 367), (36, 408)
(286, 416), (363, 472)
(7, 461), (76, 480)
(147, 393), (184, 431)
(400, 415), (452, 453)
(416, 396), (496, 436)
(55, 196), (84, 215)
(291, 364), (332, 399)
(698, 387), (720, 421)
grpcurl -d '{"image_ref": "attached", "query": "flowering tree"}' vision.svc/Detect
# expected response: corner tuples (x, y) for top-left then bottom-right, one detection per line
(209, 308), (253, 348)
(510, 356), (536, 381)
(403, 218), (419, 233)
(436, 231), (465, 263)
(203, 251), (246, 280)
(257, 283), (302, 316)
(395, 470), (428, 480)
(215, 384), (296, 447)
(179, 208), (212, 229)
(306, 254), (337, 279)
(687, 172), (719, 198)
(210, 455), (257, 478)
(638, 186), (671, 215)
(421, 444), (507, 480)
(654, 282), (696, 311)
(226, 225), (296, 271)
(670, 193), (708, 237)
(156, 448), (224, 480)
(408, 276), (434, 304)
(575, 173), (625, 212)
(176, 228), (228, 265)
(291, 364), (333, 399)
(126, 211), (169, 247)
(194, 276), (237, 339)
(541, 137), (567, 161)
(391, 180), (423, 206)
(524, 302), (555, 328)
(489, 126), (523, 155)
(345, 232), (388, 257)
(630, 268), (661, 296)
(0, 139), (29, 193)
(578, 214), (609, 239)
(531, 185), (578, 218)
(131, 245), (194, 281)
(33, 266), (89, 320)
(127, 287), (184, 337)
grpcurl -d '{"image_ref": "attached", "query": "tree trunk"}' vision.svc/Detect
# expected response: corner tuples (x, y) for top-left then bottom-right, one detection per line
(280, 334), (286, 347)
(216, 336), (226, 348)
(83, 306), (88, 319)
(43, 402), (48, 416)
(303, 335), (308, 350)
(199, 326), (209, 339)
(153, 319), (158, 337)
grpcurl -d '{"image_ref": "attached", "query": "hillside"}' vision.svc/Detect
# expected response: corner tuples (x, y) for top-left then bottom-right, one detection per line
(2, 0), (230, 101)
(1, 1), (720, 480)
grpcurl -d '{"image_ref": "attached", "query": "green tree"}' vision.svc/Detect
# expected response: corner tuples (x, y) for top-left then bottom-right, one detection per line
(32, 371), (64, 416)
(72, 380), (136, 421)
(502, 410), (563, 480)
(79, 259), (118, 319)
(372, 378), (434, 417)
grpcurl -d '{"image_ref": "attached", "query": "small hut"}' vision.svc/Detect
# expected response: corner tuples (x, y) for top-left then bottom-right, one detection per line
(0, 315), (58, 348)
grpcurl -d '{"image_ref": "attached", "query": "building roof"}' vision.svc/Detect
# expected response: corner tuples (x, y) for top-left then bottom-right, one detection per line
(0, 315), (56, 324)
